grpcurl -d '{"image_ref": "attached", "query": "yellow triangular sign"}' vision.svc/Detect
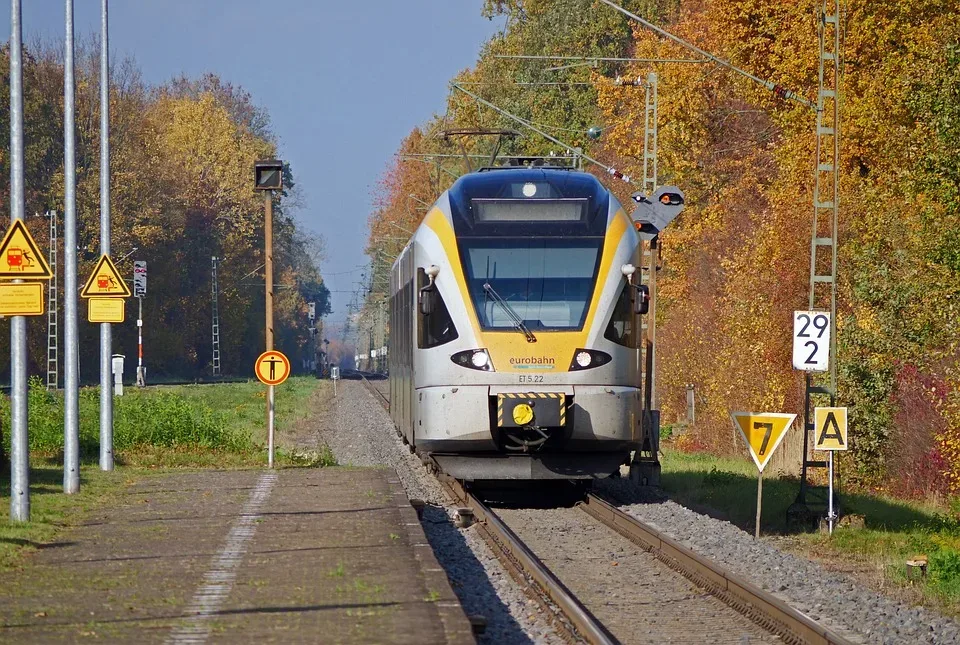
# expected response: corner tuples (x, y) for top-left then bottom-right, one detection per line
(0, 220), (52, 279)
(730, 412), (797, 472)
(81, 255), (131, 298)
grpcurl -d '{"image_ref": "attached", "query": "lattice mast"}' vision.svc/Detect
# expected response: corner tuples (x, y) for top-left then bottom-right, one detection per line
(633, 72), (661, 482)
(46, 210), (59, 390)
(799, 0), (841, 500)
(642, 72), (659, 197)
(211, 256), (221, 377)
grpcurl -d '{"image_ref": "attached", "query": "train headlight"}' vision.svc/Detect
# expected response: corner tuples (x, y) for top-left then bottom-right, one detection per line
(451, 349), (494, 372)
(568, 349), (612, 371)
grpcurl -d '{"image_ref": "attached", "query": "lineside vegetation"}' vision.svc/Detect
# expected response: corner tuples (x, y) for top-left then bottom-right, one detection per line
(0, 377), (329, 467)
(0, 42), (330, 379)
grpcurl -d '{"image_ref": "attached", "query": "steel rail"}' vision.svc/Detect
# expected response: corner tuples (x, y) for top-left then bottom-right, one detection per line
(581, 494), (854, 645)
(439, 476), (617, 645)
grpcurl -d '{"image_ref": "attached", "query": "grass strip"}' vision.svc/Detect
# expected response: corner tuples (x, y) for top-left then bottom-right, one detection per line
(661, 447), (960, 611)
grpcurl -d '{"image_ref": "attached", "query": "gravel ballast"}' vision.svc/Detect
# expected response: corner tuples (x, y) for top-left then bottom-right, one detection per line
(316, 379), (563, 644)
(497, 505), (778, 644)
(597, 478), (960, 645)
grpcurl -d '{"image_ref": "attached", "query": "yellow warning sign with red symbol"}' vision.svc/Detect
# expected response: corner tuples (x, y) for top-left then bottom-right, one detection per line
(255, 350), (290, 386)
(0, 220), (52, 279)
(730, 412), (797, 472)
(81, 254), (131, 298)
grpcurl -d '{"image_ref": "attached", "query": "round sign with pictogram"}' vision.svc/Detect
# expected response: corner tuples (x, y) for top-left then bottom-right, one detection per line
(255, 350), (290, 386)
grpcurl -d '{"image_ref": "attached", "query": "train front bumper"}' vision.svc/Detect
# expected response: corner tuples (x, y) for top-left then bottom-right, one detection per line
(415, 384), (641, 453)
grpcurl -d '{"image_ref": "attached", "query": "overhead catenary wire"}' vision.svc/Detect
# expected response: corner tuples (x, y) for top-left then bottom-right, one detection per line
(596, 0), (815, 110)
(494, 54), (706, 64)
(450, 83), (637, 185)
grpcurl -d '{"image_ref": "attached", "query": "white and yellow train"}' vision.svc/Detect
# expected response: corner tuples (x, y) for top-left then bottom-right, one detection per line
(389, 167), (667, 482)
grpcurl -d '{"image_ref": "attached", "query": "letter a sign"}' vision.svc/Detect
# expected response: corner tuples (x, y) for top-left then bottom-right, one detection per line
(730, 412), (797, 472)
(814, 407), (848, 451)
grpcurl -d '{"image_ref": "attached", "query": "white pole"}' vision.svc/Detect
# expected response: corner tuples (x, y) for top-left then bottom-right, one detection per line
(754, 471), (762, 539)
(267, 385), (275, 468)
(9, 0), (30, 522)
(63, 0), (80, 493)
(137, 295), (143, 386)
(828, 452), (835, 535)
(99, 0), (113, 471)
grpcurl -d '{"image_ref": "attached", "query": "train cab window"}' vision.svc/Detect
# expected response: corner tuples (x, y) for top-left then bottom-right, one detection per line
(604, 283), (639, 348)
(417, 268), (459, 349)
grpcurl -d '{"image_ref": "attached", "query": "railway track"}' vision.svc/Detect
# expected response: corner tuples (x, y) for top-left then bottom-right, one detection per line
(439, 474), (617, 644)
(357, 373), (852, 645)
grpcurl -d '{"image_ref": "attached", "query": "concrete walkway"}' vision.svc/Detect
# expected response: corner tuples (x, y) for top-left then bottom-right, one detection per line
(0, 468), (472, 644)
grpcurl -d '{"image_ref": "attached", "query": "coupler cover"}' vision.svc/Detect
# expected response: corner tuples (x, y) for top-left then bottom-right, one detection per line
(497, 392), (566, 428)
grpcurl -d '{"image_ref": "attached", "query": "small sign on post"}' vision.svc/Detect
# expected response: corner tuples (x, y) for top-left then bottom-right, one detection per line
(792, 311), (830, 371)
(88, 298), (124, 322)
(0, 220), (51, 318)
(814, 406), (848, 534)
(133, 261), (146, 387)
(0, 220), (53, 279)
(0, 283), (44, 316)
(331, 365), (339, 396)
(81, 255), (131, 298)
(133, 260), (146, 297)
(731, 412), (797, 538)
(255, 350), (290, 469)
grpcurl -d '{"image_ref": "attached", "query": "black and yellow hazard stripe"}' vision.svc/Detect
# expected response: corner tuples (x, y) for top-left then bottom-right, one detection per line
(500, 392), (564, 399)
(496, 393), (567, 427)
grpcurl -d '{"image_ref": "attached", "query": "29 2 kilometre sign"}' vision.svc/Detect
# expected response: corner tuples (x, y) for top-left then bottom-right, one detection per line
(792, 311), (830, 371)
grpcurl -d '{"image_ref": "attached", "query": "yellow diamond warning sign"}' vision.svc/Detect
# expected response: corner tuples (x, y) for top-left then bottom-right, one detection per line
(814, 407), (848, 451)
(0, 220), (52, 279)
(81, 255), (131, 298)
(731, 412), (797, 472)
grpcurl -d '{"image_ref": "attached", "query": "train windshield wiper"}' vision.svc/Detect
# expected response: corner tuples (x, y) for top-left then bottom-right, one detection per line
(483, 282), (536, 343)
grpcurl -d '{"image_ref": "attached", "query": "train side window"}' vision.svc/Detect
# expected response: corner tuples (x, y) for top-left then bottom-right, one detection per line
(603, 282), (638, 348)
(417, 268), (459, 349)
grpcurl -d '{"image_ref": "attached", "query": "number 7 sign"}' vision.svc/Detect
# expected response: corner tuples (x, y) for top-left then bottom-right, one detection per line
(793, 311), (830, 371)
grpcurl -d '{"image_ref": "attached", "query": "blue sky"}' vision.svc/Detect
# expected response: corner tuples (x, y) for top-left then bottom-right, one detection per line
(2, 1), (503, 327)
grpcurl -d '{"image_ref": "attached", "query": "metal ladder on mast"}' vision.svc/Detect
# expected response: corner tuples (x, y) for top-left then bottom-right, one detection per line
(211, 256), (222, 377)
(794, 0), (841, 516)
(632, 72), (662, 484)
(46, 210), (59, 391)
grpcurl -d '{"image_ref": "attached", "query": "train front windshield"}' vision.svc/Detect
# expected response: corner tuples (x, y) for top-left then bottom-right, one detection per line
(462, 238), (602, 331)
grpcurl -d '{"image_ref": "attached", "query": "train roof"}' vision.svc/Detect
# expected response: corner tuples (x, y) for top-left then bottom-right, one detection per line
(448, 167), (607, 203)
(446, 168), (612, 236)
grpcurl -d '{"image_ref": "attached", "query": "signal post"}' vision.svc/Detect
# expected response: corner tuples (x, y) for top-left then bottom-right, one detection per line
(254, 160), (283, 467)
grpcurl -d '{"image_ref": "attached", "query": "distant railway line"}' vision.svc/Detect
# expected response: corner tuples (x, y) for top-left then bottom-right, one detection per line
(359, 372), (852, 645)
